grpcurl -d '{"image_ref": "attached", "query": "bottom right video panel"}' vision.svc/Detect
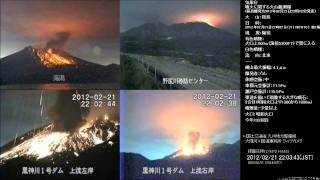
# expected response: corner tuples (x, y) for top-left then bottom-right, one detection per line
(120, 90), (240, 180)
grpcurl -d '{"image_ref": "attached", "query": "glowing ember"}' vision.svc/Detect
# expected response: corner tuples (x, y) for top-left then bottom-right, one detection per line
(33, 47), (76, 68)
(175, 131), (210, 157)
(0, 117), (118, 164)
(26, 132), (69, 159)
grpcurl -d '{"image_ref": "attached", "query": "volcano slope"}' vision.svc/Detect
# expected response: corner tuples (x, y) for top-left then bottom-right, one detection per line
(1, 46), (120, 86)
(0, 117), (119, 180)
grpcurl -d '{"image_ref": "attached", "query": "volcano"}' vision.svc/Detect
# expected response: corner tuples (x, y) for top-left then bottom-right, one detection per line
(0, 46), (120, 85)
(121, 141), (240, 180)
(121, 22), (240, 71)
(0, 117), (119, 180)
(121, 21), (239, 55)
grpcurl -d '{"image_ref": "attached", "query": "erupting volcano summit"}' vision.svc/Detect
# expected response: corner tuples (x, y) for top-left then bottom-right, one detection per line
(0, 46), (120, 85)
(33, 48), (77, 68)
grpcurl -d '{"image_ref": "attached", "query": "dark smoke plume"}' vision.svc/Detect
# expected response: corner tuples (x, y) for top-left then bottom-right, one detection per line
(48, 90), (89, 132)
(46, 32), (71, 52)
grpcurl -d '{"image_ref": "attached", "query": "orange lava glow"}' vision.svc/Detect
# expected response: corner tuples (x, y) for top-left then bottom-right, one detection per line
(177, 13), (224, 27)
(0, 114), (117, 163)
(34, 48), (76, 68)
(178, 132), (210, 156)
(154, 100), (227, 142)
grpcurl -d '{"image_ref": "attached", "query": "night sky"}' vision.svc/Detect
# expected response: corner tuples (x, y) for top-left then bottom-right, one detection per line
(0, 0), (119, 65)
(1, 0), (239, 64)
(121, 90), (240, 160)
(0, 90), (119, 146)
(121, 0), (240, 35)
(0, 90), (57, 146)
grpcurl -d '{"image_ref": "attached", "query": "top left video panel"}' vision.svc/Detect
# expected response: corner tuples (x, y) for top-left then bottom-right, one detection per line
(0, 0), (120, 90)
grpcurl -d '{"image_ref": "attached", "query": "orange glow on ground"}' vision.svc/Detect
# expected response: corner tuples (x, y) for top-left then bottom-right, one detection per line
(34, 48), (76, 68)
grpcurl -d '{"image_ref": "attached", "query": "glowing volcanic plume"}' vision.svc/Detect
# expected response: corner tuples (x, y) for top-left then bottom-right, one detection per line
(177, 131), (210, 157)
(176, 12), (224, 27)
(31, 32), (77, 68)
(148, 92), (239, 159)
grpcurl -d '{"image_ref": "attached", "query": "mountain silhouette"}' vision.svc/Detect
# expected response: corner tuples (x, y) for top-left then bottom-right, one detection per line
(121, 21), (239, 54)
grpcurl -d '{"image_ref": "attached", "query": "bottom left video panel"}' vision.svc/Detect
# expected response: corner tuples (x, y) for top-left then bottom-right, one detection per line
(0, 90), (119, 180)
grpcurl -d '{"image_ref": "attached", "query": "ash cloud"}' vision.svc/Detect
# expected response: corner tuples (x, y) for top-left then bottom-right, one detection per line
(48, 90), (89, 132)
(46, 32), (71, 52)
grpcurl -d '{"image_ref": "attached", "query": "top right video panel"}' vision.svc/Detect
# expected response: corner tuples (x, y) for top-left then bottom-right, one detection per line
(120, 0), (240, 90)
